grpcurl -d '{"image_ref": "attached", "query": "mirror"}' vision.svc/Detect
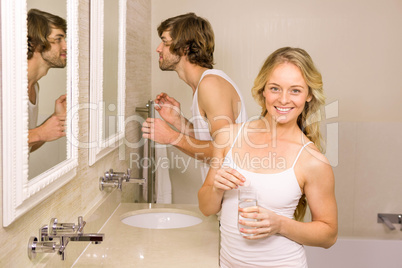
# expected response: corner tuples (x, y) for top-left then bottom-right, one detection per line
(26, 1), (67, 179)
(88, 0), (126, 165)
(1, 0), (79, 227)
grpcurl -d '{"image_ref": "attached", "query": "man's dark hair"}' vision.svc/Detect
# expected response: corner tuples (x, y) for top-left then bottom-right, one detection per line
(27, 9), (67, 60)
(157, 13), (215, 69)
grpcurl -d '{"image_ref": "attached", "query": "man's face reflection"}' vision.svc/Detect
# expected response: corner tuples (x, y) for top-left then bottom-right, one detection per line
(41, 27), (67, 68)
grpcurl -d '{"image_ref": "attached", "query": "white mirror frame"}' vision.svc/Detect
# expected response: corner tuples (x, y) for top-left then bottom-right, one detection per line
(89, 0), (126, 166)
(1, 0), (79, 227)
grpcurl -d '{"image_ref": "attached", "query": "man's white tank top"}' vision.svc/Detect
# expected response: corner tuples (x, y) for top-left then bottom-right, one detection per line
(191, 69), (248, 182)
(28, 83), (39, 130)
(219, 122), (311, 268)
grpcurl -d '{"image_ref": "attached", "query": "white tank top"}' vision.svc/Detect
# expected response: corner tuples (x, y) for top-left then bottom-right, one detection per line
(191, 69), (248, 182)
(28, 83), (39, 130)
(220, 122), (311, 268)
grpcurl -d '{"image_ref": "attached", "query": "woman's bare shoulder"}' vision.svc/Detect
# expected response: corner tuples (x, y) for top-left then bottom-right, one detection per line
(299, 143), (334, 183)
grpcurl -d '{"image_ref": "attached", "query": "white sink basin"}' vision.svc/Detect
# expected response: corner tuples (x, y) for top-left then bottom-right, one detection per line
(120, 208), (203, 229)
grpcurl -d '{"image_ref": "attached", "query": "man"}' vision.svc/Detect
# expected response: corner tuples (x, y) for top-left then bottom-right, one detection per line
(142, 13), (248, 182)
(27, 9), (67, 152)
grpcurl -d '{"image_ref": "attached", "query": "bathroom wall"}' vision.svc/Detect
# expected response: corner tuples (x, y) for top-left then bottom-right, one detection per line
(151, 0), (402, 239)
(0, 1), (400, 266)
(0, 0), (151, 267)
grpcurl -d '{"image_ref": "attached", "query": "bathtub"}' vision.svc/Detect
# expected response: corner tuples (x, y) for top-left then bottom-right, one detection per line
(305, 237), (402, 268)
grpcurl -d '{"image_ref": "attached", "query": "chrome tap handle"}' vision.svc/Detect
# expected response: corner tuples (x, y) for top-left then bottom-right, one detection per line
(77, 216), (86, 233)
(126, 168), (131, 180)
(378, 214), (396, 230)
(28, 236), (59, 260)
(48, 218), (76, 236)
(105, 168), (126, 180)
(104, 169), (113, 180)
(99, 176), (118, 191)
(48, 218), (59, 236)
(39, 225), (50, 241)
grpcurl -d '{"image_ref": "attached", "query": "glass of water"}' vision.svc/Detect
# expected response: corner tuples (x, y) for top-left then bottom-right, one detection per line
(238, 186), (258, 237)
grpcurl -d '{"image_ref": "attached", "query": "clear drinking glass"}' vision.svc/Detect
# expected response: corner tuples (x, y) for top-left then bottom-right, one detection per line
(238, 186), (258, 236)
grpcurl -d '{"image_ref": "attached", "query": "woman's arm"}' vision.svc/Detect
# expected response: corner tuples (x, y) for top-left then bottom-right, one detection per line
(198, 125), (246, 216)
(281, 158), (337, 248)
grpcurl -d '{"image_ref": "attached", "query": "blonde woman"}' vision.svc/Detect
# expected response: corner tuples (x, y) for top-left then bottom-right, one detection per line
(198, 47), (337, 267)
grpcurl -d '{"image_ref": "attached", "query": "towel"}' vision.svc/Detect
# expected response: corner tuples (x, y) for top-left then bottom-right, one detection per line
(142, 136), (172, 204)
(155, 143), (172, 203)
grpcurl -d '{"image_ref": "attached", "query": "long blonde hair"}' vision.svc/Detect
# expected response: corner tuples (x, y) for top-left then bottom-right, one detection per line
(251, 47), (326, 221)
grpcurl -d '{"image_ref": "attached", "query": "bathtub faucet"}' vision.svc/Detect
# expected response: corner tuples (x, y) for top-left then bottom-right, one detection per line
(377, 213), (402, 231)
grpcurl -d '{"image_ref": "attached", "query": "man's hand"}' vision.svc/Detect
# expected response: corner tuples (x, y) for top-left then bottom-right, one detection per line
(142, 117), (181, 145)
(54, 94), (67, 117)
(36, 115), (66, 142)
(29, 95), (67, 152)
(154, 93), (182, 126)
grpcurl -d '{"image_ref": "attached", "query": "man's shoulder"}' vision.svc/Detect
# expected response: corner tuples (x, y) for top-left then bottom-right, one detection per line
(199, 73), (227, 86)
(198, 70), (236, 95)
(198, 77), (235, 106)
(201, 68), (226, 76)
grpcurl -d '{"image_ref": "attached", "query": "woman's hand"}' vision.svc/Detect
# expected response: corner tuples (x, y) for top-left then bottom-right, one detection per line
(213, 166), (246, 191)
(238, 206), (282, 240)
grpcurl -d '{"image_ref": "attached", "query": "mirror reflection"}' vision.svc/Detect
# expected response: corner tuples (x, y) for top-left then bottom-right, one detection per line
(2, 0), (79, 227)
(26, 3), (68, 179)
(89, 0), (126, 166)
(103, 0), (119, 139)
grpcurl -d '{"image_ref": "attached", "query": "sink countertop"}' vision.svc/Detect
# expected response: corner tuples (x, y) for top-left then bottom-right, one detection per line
(73, 203), (220, 267)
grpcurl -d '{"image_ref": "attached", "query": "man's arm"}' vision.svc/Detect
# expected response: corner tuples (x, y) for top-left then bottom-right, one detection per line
(142, 76), (241, 162)
(197, 75), (239, 135)
(29, 95), (67, 152)
(142, 117), (213, 161)
(179, 75), (241, 160)
(29, 115), (66, 152)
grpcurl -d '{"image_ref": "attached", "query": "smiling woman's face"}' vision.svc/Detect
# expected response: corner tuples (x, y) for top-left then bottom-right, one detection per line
(263, 62), (311, 124)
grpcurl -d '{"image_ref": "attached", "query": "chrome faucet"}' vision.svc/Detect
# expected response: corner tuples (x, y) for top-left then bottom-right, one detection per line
(99, 168), (145, 191)
(399, 215), (402, 231)
(377, 213), (402, 231)
(28, 216), (104, 261)
(57, 232), (104, 259)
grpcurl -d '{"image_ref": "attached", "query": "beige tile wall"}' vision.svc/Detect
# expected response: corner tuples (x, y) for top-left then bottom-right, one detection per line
(327, 122), (402, 239)
(0, 0), (151, 267)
